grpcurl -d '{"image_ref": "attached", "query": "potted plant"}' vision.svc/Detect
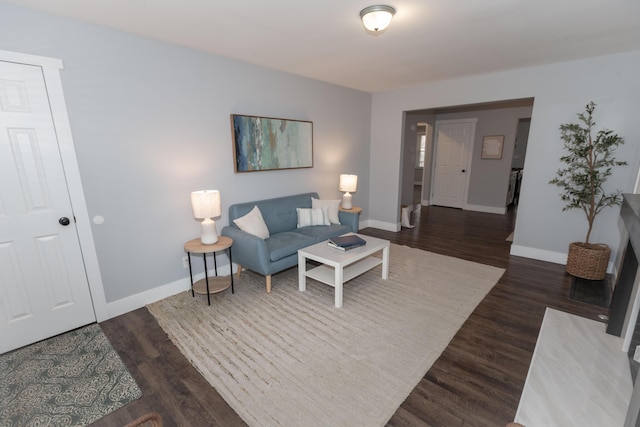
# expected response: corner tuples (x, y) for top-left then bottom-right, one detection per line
(549, 102), (627, 280)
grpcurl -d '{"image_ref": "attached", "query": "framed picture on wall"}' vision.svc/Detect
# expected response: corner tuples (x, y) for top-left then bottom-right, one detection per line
(481, 135), (505, 159)
(230, 114), (313, 173)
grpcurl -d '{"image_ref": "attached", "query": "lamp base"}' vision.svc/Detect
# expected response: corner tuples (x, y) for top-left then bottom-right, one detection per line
(341, 192), (353, 210)
(200, 218), (218, 245)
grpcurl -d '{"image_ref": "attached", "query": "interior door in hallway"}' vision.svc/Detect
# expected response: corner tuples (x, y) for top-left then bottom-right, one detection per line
(431, 119), (476, 208)
(0, 60), (95, 353)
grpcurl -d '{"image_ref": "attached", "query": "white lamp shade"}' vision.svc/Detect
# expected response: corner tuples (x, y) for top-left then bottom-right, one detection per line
(360, 5), (395, 32)
(339, 174), (358, 192)
(191, 190), (221, 219)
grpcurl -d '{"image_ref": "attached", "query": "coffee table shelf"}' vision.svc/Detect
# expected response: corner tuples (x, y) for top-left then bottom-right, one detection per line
(298, 234), (390, 307)
(304, 257), (383, 287)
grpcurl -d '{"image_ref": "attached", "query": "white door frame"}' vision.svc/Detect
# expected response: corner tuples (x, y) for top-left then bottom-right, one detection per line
(0, 49), (108, 322)
(431, 118), (477, 209)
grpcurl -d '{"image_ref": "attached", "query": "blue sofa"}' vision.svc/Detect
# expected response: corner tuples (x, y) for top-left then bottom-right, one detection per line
(221, 192), (359, 293)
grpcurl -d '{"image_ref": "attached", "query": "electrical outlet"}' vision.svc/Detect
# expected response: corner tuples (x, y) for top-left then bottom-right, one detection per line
(182, 256), (189, 269)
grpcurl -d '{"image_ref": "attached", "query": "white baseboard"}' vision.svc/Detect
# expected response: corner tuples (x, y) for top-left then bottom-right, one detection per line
(105, 264), (233, 320)
(464, 204), (507, 215)
(510, 245), (566, 265)
(366, 219), (400, 232)
(511, 244), (615, 274)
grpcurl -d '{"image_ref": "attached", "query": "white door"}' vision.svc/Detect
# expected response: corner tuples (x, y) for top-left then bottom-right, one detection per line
(432, 120), (476, 208)
(0, 60), (96, 353)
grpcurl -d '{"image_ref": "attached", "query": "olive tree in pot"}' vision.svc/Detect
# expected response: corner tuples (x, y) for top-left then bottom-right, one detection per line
(549, 102), (627, 280)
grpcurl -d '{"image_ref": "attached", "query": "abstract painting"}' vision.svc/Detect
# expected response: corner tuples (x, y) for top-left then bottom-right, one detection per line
(231, 114), (313, 172)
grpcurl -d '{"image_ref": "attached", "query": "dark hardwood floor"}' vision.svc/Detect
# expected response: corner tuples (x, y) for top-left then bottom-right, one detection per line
(94, 204), (608, 427)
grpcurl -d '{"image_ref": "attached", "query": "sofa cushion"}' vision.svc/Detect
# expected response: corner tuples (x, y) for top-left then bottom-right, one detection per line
(267, 232), (316, 262)
(233, 205), (270, 239)
(297, 207), (330, 228)
(312, 198), (341, 224)
(294, 224), (352, 241)
(228, 192), (317, 235)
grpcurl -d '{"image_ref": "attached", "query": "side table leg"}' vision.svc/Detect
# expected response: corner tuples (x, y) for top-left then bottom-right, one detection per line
(382, 244), (389, 280)
(335, 266), (344, 308)
(229, 247), (234, 294)
(298, 252), (306, 292)
(187, 252), (194, 297)
(203, 254), (211, 306)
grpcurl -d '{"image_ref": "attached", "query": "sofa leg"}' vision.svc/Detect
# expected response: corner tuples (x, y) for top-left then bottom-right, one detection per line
(266, 275), (271, 293)
(236, 264), (242, 278)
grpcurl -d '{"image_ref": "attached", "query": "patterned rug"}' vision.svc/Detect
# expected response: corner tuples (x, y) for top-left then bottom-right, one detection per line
(0, 323), (142, 426)
(148, 244), (505, 427)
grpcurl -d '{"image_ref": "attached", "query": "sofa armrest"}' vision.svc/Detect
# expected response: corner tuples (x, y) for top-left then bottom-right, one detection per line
(338, 210), (359, 233)
(221, 226), (272, 276)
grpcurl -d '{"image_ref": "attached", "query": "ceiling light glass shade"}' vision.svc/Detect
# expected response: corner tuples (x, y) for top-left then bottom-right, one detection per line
(360, 5), (396, 32)
(191, 190), (221, 244)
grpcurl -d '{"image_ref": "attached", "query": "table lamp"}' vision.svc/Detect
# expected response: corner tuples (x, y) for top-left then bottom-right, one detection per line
(339, 174), (358, 209)
(191, 190), (221, 244)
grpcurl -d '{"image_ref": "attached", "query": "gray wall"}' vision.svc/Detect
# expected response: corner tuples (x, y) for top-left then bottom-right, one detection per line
(370, 51), (640, 265)
(0, 3), (371, 303)
(436, 105), (533, 209)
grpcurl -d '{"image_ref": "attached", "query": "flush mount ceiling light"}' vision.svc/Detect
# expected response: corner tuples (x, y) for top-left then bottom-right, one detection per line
(359, 5), (396, 32)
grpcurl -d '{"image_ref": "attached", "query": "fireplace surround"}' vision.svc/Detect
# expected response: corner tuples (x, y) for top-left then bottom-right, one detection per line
(606, 194), (640, 426)
(607, 194), (640, 357)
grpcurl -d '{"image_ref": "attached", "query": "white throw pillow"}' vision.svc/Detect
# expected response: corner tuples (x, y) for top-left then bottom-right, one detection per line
(296, 207), (330, 228)
(233, 205), (270, 239)
(311, 198), (341, 224)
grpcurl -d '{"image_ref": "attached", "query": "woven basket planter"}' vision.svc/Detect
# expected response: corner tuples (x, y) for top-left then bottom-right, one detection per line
(566, 242), (611, 280)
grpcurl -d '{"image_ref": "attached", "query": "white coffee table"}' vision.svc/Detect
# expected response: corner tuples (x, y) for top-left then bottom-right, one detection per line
(297, 234), (390, 307)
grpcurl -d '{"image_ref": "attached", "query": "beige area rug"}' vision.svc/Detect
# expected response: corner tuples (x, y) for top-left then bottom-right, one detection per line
(148, 244), (505, 427)
(506, 231), (514, 242)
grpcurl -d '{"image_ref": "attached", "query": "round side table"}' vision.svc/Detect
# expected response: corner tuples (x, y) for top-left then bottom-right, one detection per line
(184, 236), (234, 305)
(339, 206), (362, 215)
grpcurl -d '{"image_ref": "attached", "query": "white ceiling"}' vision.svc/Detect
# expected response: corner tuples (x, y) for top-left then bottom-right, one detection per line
(5, 0), (640, 93)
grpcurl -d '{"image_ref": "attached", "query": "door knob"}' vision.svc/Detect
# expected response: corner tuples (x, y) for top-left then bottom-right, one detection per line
(461, 169), (466, 173)
(59, 217), (70, 226)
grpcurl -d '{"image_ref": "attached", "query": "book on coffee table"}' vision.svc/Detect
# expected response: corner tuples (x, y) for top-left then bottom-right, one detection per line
(328, 235), (366, 251)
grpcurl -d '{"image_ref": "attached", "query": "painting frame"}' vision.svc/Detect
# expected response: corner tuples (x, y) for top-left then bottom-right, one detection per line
(230, 114), (313, 173)
(481, 135), (505, 159)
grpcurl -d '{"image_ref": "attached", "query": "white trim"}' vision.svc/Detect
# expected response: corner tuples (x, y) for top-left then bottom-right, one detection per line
(510, 244), (567, 265)
(510, 244), (615, 274)
(464, 204), (507, 215)
(108, 277), (191, 319)
(366, 219), (400, 232)
(106, 265), (234, 319)
(0, 50), (108, 321)
(0, 49), (62, 69)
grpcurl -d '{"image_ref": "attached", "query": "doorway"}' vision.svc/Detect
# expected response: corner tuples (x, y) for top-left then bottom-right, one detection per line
(403, 99), (534, 213)
(0, 51), (104, 353)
